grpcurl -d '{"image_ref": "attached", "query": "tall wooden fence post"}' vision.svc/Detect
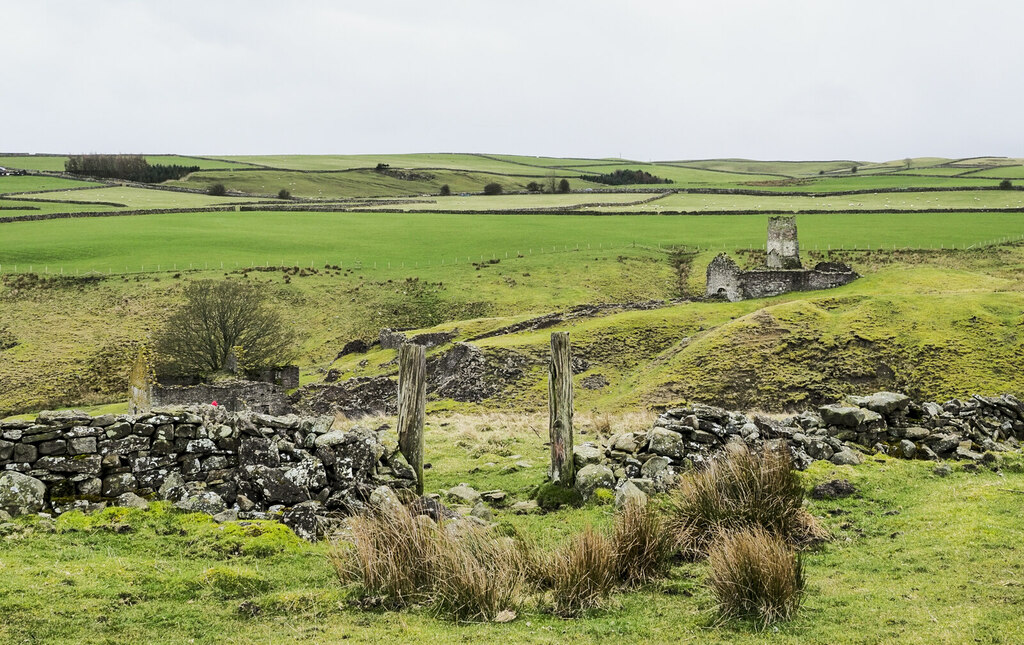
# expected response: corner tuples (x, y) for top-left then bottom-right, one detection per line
(128, 347), (153, 416)
(548, 331), (575, 486)
(397, 343), (426, 495)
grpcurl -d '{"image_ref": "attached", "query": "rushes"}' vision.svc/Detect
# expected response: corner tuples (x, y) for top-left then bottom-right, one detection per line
(707, 527), (804, 624)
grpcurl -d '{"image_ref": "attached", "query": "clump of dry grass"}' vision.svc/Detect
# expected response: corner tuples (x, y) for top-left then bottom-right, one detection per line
(611, 500), (675, 587)
(667, 442), (826, 553)
(328, 505), (439, 605)
(431, 528), (526, 621)
(329, 506), (525, 621)
(545, 526), (618, 616)
(707, 527), (804, 624)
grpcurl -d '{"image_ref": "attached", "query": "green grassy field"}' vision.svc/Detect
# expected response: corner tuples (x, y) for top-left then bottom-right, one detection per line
(2, 211), (1023, 276)
(0, 175), (103, 194)
(0, 155), (250, 171)
(18, 186), (271, 211)
(588, 190), (1024, 212)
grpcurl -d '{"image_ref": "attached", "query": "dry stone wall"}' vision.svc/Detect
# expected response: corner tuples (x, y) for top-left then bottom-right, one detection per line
(0, 407), (416, 534)
(575, 392), (1024, 497)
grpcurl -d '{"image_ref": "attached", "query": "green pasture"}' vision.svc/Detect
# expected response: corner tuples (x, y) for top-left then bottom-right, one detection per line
(214, 153), (578, 174)
(568, 163), (781, 185)
(0, 155), (68, 171)
(3, 211), (1024, 275)
(0, 198), (116, 216)
(659, 159), (859, 177)
(588, 189), (1024, 212)
(967, 165), (1024, 179)
(22, 186), (270, 210)
(0, 175), (102, 194)
(168, 168), (595, 199)
(359, 192), (659, 211)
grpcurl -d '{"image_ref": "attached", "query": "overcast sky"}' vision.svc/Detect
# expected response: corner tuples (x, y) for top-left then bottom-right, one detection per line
(2, 1), (1022, 161)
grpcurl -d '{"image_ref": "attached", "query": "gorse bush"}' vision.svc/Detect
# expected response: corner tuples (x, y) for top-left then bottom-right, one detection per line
(666, 443), (824, 554)
(707, 527), (804, 624)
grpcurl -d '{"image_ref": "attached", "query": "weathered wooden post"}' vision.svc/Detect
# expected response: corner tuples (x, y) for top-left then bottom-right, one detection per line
(397, 343), (426, 495)
(548, 331), (574, 486)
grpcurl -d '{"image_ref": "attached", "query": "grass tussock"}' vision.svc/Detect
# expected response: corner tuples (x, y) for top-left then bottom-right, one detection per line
(667, 442), (826, 553)
(330, 506), (524, 621)
(546, 526), (618, 616)
(329, 506), (439, 605)
(612, 500), (675, 587)
(707, 527), (804, 624)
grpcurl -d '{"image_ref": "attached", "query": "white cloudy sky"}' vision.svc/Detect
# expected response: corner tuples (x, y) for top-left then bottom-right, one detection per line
(2, 1), (1021, 161)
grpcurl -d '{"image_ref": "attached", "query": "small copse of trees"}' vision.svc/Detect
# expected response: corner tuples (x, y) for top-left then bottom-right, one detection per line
(585, 169), (671, 186)
(278, 188), (292, 199)
(65, 154), (199, 184)
(483, 182), (503, 195)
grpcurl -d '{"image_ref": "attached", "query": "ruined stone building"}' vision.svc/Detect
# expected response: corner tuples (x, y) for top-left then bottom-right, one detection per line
(706, 216), (858, 302)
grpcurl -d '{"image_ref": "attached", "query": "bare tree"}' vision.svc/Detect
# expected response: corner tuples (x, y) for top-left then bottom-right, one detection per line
(154, 280), (297, 375)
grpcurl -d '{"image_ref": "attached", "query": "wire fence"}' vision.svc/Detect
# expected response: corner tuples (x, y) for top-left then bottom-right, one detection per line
(1, 233), (1023, 277)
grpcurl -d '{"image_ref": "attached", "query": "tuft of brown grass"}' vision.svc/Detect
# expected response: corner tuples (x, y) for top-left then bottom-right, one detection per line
(430, 528), (526, 622)
(328, 506), (439, 605)
(329, 506), (526, 621)
(707, 527), (804, 624)
(666, 442), (825, 553)
(611, 500), (675, 587)
(546, 526), (618, 616)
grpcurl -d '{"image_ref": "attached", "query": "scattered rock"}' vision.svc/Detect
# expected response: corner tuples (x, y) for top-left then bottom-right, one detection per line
(614, 480), (648, 509)
(446, 483), (481, 505)
(830, 448), (865, 466)
(114, 492), (150, 510)
(574, 464), (615, 499)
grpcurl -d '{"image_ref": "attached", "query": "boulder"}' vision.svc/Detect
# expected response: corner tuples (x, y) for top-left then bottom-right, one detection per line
(470, 501), (494, 522)
(239, 465), (312, 505)
(114, 492), (150, 510)
(819, 405), (882, 428)
(572, 443), (603, 468)
(174, 490), (227, 515)
(0, 472), (46, 516)
(282, 501), (323, 541)
(848, 392), (910, 415)
(574, 464), (615, 499)
(614, 480), (648, 509)
(830, 448), (864, 466)
(647, 428), (685, 459)
(446, 483), (481, 505)
(369, 485), (405, 516)
(899, 439), (917, 459)
(810, 479), (856, 500)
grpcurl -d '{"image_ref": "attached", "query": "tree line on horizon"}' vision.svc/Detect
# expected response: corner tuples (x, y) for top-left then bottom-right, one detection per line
(65, 154), (199, 184)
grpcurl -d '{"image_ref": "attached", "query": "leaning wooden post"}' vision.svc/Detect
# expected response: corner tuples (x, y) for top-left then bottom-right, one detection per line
(128, 347), (153, 415)
(397, 343), (427, 495)
(548, 331), (575, 486)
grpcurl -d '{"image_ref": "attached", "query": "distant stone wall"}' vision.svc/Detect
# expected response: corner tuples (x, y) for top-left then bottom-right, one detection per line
(0, 408), (416, 530)
(153, 381), (288, 415)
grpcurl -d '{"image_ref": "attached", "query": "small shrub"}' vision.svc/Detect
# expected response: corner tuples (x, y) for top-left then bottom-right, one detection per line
(666, 443), (824, 553)
(483, 182), (503, 195)
(525, 181), (542, 192)
(999, 179), (1013, 190)
(547, 526), (617, 616)
(612, 501), (674, 587)
(707, 527), (803, 624)
(534, 483), (583, 511)
(277, 188), (291, 199)
(207, 183), (227, 196)
(439, 184), (451, 196)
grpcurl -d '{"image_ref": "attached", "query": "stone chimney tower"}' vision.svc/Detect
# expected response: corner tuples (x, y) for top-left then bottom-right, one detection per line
(766, 216), (801, 269)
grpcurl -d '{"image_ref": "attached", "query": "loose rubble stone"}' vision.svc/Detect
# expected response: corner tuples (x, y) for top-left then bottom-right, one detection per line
(614, 480), (648, 508)
(0, 472), (47, 516)
(574, 464), (615, 499)
(445, 483), (481, 505)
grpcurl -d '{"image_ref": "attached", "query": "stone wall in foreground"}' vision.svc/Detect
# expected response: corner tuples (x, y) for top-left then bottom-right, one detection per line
(0, 407), (416, 532)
